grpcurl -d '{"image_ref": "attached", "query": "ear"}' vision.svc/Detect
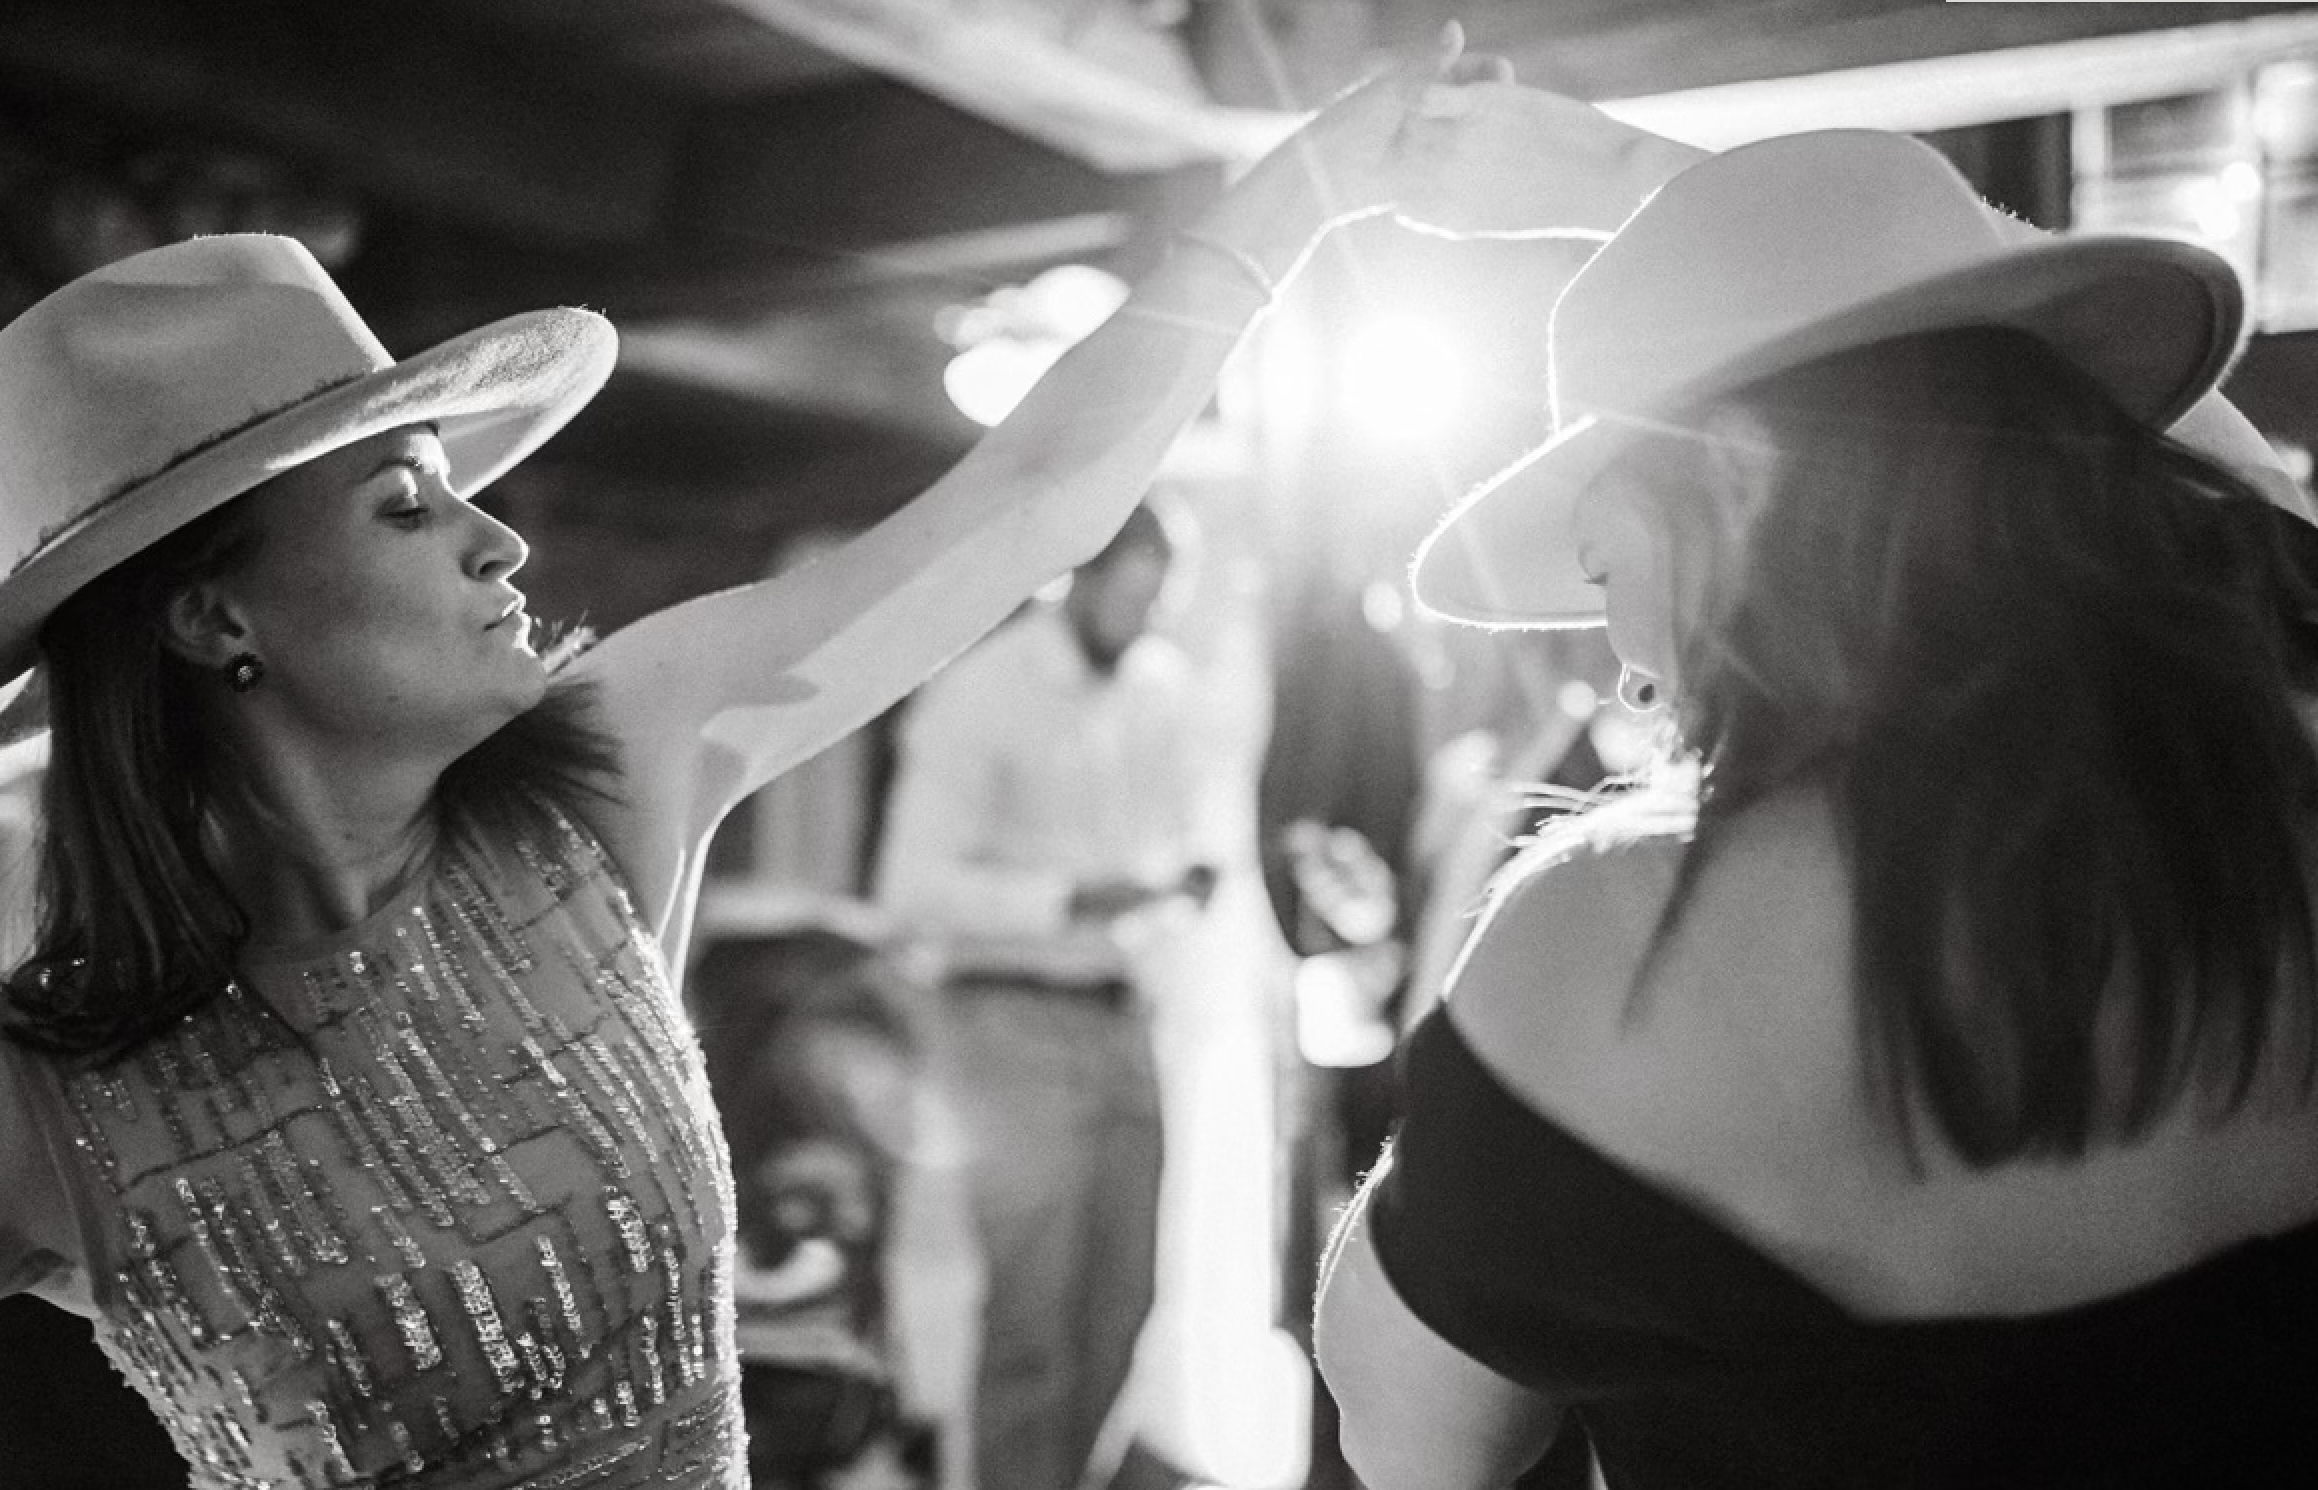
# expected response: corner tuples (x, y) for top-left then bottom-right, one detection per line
(161, 581), (252, 671)
(1701, 405), (1782, 539)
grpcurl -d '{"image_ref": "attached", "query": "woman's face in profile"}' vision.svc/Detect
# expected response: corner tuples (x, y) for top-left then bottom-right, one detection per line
(1571, 408), (1777, 703)
(197, 424), (548, 753)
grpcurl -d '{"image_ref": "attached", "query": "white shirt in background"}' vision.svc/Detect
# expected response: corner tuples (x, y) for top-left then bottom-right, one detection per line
(875, 606), (1210, 987)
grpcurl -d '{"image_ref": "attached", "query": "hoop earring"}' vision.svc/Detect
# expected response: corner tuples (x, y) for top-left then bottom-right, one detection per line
(225, 652), (265, 694)
(1616, 663), (1662, 714)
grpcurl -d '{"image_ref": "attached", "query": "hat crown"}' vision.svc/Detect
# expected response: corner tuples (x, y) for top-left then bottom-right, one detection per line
(0, 235), (390, 577)
(1413, 129), (2246, 629)
(1550, 131), (2008, 425)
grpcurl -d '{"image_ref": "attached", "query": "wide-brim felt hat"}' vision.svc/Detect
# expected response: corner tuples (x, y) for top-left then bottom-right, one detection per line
(0, 233), (616, 690)
(1410, 129), (2251, 630)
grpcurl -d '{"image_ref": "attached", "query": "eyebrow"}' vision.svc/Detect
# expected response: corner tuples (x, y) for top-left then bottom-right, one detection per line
(370, 431), (449, 482)
(366, 457), (437, 490)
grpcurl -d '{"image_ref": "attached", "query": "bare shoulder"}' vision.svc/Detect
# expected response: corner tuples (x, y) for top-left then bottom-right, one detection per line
(519, 657), (695, 942)
(1443, 786), (1851, 1126)
(1441, 790), (1693, 1088)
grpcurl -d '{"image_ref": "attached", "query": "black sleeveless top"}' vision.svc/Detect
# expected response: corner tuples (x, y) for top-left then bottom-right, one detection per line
(1369, 1008), (2318, 1488)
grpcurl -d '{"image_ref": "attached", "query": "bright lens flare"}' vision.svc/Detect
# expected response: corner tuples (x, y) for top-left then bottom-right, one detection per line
(1342, 316), (1463, 439)
(943, 338), (1064, 427)
(940, 264), (1128, 427)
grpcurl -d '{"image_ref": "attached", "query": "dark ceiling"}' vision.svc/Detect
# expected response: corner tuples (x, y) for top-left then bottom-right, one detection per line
(0, 0), (2308, 692)
(2, 1), (2315, 494)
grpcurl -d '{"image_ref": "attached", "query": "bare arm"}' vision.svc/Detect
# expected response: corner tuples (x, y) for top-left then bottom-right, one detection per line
(0, 1041), (93, 1316)
(1389, 78), (1709, 241)
(567, 56), (1731, 957)
(572, 239), (1280, 958)
(1315, 1148), (1562, 1489)
(568, 50), (1490, 956)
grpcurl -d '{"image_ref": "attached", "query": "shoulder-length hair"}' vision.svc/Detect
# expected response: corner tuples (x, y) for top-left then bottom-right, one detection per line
(2, 492), (621, 1065)
(1647, 325), (2318, 1167)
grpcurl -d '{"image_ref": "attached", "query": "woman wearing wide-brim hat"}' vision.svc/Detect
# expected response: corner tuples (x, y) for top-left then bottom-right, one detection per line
(1317, 87), (2318, 1489)
(0, 42), (1594, 1486)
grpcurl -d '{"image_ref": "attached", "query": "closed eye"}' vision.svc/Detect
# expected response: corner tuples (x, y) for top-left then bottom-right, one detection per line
(371, 452), (448, 527)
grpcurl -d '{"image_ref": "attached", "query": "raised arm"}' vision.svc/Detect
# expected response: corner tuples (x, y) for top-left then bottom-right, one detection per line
(1388, 78), (1709, 241)
(568, 44), (1508, 952)
(568, 55), (1742, 953)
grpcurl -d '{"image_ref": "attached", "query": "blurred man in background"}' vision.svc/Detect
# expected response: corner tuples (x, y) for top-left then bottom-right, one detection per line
(876, 501), (1216, 1490)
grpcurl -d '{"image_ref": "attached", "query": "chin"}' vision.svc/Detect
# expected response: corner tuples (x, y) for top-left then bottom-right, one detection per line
(497, 658), (553, 716)
(451, 655), (548, 738)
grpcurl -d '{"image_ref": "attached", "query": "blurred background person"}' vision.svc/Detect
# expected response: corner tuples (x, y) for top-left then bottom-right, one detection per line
(693, 921), (944, 1490)
(875, 499), (1221, 1490)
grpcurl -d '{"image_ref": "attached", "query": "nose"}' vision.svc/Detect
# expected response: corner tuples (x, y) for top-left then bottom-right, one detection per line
(465, 502), (530, 582)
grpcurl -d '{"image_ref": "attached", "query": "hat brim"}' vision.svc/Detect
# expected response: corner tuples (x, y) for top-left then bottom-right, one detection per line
(1411, 234), (2244, 630)
(0, 305), (616, 680)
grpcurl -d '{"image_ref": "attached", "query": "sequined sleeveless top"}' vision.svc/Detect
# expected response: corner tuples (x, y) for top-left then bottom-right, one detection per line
(19, 805), (743, 1488)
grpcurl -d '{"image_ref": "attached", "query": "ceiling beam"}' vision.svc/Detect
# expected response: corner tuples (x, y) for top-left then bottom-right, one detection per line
(672, 76), (1160, 254)
(613, 4), (2318, 430)
(710, 2), (2318, 174)
(1560, 3), (2318, 98)
(787, 210), (1138, 290)
(710, 0), (1283, 170)
(1596, 8), (2318, 149)
(616, 306), (965, 439)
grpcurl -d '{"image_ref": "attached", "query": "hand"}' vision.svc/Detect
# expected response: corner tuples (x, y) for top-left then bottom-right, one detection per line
(1387, 75), (1714, 241)
(1069, 866), (1217, 923)
(1261, 23), (1501, 230)
(1199, 27), (1710, 275)
(1176, 862), (1219, 909)
(1068, 876), (1165, 924)
(1284, 820), (1398, 948)
(1181, 24), (1488, 287)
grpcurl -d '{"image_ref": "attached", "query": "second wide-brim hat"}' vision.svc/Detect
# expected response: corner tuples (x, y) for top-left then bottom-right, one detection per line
(0, 233), (617, 687)
(1409, 129), (2250, 630)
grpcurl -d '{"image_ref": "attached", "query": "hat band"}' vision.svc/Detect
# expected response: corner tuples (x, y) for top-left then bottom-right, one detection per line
(6, 368), (368, 580)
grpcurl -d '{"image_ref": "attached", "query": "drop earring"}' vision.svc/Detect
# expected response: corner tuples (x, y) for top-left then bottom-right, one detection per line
(225, 652), (265, 694)
(1616, 663), (1662, 714)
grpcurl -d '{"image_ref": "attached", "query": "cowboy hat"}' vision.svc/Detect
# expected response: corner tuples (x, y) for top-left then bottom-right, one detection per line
(1409, 128), (2251, 629)
(0, 233), (616, 692)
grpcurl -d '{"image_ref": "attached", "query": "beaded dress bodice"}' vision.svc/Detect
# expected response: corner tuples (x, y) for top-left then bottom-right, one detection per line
(30, 806), (743, 1488)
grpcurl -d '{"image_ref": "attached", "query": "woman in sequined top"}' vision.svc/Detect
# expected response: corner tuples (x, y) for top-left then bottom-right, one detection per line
(0, 37), (1605, 1490)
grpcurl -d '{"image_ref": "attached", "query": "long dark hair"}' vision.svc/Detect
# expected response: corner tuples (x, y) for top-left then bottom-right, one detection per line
(1641, 326), (2318, 1167)
(2, 491), (621, 1065)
